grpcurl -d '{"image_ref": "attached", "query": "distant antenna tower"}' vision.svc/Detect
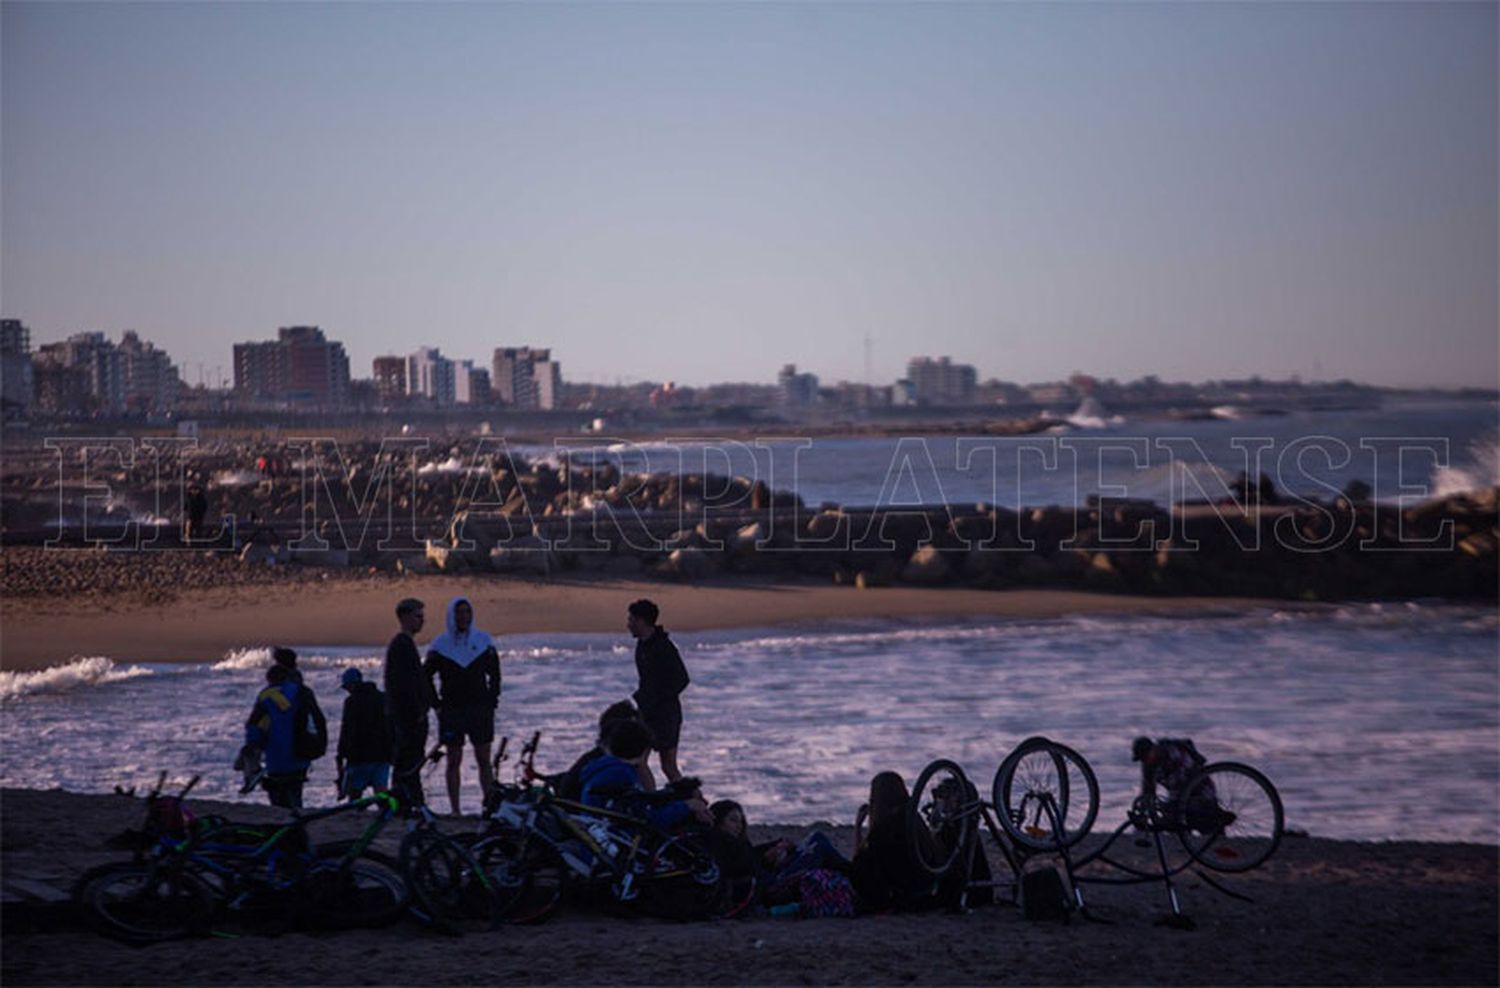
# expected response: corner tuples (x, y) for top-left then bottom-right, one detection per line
(863, 332), (872, 387)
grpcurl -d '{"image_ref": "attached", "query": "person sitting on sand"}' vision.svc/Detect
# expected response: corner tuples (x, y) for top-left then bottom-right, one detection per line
(385, 597), (433, 811)
(335, 668), (391, 801)
(850, 771), (940, 913)
(558, 699), (648, 801)
(580, 720), (711, 831)
(709, 799), (850, 904)
(626, 599), (690, 790)
(424, 596), (501, 816)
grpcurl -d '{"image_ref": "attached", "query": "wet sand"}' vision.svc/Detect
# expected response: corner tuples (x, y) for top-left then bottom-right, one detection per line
(2, 788), (1494, 986)
(0, 573), (1283, 671)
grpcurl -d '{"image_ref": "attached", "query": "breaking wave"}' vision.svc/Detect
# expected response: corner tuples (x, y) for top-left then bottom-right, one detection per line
(0, 657), (154, 703)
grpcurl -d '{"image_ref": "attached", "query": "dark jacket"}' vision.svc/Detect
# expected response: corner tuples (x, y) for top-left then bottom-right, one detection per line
(851, 819), (939, 913)
(337, 681), (392, 764)
(424, 649), (501, 711)
(633, 628), (689, 712)
(384, 632), (433, 731)
(578, 753), (691, 831)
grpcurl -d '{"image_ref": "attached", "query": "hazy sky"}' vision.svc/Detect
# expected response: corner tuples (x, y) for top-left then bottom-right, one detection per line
(3, 2), (1496, 389)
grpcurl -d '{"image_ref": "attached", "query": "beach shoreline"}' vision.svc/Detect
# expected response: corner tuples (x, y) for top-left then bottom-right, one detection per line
(0, 573), (1295, 671)
(2, 787), (1495, 986)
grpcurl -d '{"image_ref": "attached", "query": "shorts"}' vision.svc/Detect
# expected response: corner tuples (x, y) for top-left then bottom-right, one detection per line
(438, 705), (495, 746)
(639, 698), (682, 751)
(342, 761), (390, 797)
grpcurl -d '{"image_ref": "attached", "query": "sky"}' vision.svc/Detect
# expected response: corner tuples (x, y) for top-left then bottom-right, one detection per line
(2, 2), (1496, 390)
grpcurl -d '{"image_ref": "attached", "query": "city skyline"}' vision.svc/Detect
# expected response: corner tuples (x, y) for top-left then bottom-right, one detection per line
(3, 3), (1496, 390)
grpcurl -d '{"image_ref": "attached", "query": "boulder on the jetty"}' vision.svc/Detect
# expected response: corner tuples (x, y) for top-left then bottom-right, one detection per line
(901, 545), (952, 584)
(657, 546), (717, 580)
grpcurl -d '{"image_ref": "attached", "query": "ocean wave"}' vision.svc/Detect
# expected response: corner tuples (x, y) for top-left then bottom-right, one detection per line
(1430, 432), (1499, 499)
(211, 648), (382, 673)
(0, 657), (154, 702)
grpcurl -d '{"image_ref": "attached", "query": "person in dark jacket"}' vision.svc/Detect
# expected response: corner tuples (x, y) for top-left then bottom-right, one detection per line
(335, 667), (391, 800)
(850, 771), (941, 913)
(243, 654), (314, 809)
(424, 596), (501, 816)
(626, 599), (690, 787)
(579, 720), (709, 831)
(384, 597), (431, 810)
(558, 699), (646, 801)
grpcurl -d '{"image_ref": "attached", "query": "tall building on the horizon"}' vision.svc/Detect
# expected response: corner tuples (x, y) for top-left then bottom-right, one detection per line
(0, 319), (35, 422)
(492, 346), (561, 410)
(906, 355), (977, 406)
(406, 347), (456, 407)
(233, 326), (351, 407)
(118, 330), (180, 414)
(35, 332), (126, 415)
(372, 356), (407, 403)
(454, 360), (491, 405)
(777, 363), (820, 408)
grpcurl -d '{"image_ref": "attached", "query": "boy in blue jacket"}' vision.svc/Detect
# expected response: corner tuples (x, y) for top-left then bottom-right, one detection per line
(580, 720), (711, 831)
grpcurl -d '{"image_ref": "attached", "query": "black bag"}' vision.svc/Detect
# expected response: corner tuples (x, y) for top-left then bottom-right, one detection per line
(292, 685), (328, 760)
(1020, 867), (1070, 922)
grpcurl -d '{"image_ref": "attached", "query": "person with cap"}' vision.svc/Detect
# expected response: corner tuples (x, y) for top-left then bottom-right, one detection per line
(385, 598), (433, 810)
(335, 668), (391, 801)
(424, 596), (501, 816)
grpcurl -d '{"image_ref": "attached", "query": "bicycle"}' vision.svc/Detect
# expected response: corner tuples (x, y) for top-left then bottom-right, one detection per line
(907, 737), (1284, 926)
(475, 733), (725, 923)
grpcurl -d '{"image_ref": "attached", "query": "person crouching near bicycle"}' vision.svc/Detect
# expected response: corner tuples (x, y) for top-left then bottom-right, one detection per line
(424, 596), (501, 817)
(1132, 736), (1231, 832)
(579, 720), (712, 831)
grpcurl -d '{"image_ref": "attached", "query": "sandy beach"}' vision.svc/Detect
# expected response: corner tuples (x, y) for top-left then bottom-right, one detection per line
(2, 788), (1494, 986)
(0, 570), (1286, 671)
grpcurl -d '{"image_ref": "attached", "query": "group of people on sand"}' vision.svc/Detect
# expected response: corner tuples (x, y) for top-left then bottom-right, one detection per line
(238, 596), (1213, 919)
(237, 596), (691, 819)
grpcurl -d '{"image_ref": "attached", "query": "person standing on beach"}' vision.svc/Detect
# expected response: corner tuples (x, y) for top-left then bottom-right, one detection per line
(242, 647), (323, 810)
(384, 598), (433, 810)
(424, 597), (501, 816)
(183, 478), (208, 542)
(335, 668), (391, 801)
(626, 599), (690, 787)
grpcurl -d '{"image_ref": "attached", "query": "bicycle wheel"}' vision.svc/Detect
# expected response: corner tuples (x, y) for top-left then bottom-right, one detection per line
(73, 861), (217, 943)
(401, 830), (504, 934)
(906, 759), (975, 877)
(1174, 762), (1284, 873)
(304, 841), (410, 929)
(639, 835), (723, 921)
(993, 737), (1099, 851)
(473, 826), (567, 925)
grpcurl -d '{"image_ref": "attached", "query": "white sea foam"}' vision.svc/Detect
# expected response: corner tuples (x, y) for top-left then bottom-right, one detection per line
(1431, 433), (1500, 498)
(0, 657), (154, 702)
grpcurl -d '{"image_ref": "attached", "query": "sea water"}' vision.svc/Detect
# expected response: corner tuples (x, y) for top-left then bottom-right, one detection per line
(3, 604), (1495, 843)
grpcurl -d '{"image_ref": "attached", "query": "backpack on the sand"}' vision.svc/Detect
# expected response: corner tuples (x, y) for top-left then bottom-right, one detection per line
(292, 686), (328, 761)
(1021, 866), (1071, 922)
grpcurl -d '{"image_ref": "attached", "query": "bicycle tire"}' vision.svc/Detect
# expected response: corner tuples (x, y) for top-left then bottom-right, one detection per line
(639, 835), (723, 921)
(1174, 762), (1284, 873)
(304, 841), (410, 929)
(993, 737), (1099, 851)
(472, 826), (567, 925)
(401, 829), (503, 934)
(906, 759), (975, 877)
(72, 861), (217, 944)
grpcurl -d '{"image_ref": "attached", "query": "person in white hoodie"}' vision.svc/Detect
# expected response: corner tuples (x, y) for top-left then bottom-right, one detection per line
(423, 596), (501, 815)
